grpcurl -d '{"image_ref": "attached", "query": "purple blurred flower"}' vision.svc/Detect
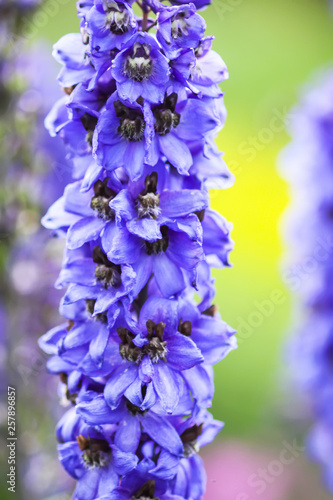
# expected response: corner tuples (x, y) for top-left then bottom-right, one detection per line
(280, 68), (333, 492)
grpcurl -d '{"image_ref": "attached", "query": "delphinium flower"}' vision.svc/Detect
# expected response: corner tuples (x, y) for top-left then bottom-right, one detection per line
(280, 69), (333, 492)
(40, 0), (237, 497)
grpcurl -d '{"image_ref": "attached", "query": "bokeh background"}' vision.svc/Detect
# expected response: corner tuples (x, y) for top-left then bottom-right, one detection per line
(2, 0), (333, 498)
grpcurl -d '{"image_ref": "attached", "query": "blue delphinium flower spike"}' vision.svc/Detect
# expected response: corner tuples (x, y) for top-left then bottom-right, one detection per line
(40, 0), (237, 497)
(280, 69), (333, 493)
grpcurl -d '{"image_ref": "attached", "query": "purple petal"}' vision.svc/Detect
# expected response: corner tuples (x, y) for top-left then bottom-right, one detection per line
(74, 469), (99, 499)
(149, 449), (179, 480)
(89, 323), (110, 366)
(42, 196), (80, 231)
(160, 189), (208, 218)
(124, 375), (145, 408)
(104, 364), (138, 409)
(159, 133), (192, 175)
(152, 362), (181, 414)
(182, 365), (214, 407)
(67, 217), (106, 249)
(153, 253), (186, 297)
(121, 458), (155, 492)
(110, 189), (137, 224)
(123, 141), (146, 181)
(112, 446), (138, 475)
(140, 412), (183, 455)
(127, 218), (162, 242)
(139, 296), (178, 335)
(167, 230), (204, 273)
(63, 322), (99, 350)
(166, 332), (204, 370)
(115, 414), (141, 453)
(107, 227), (142, 265)
(130, 255), (153, 299)
(95, 489), (128, 500)
(192, 316), (237, 364)
(77, 395), (126, 425)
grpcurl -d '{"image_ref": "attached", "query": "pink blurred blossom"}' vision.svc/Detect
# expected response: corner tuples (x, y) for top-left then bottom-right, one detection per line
(202, 441), (294, 500)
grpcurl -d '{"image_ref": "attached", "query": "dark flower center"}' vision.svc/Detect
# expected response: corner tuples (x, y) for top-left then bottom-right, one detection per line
(91, 178), (116, 220)
(104, 1), (130, 34)
(126, 398), (147, 416)
(136, 172), (160, 219)
(117, 320), (167, 364)
(194, 45), (204, 58)
(180, 423), (203, 457)
(194, 37), (211, 58)
(145, 225), (169, 255)
(202, 304), (218, 317)
(76, 435), (110, 468)
(80, 26), (89, 45)
(123, 42), (153, 82)
(171, 11), (189, 40)
(114, 100), (145, 142)
(117, 327), (143, 363)
(67, 320), (75, 331)
(86, 299), (108, 323)
(80, 112), (98, 146)
(153, 93), (180, 136)
(132, 480), (158, 500)
(145, 319), (167, 362)
(59, 372), (78, 405)
(195, 209), (205, 222)
(178, 318), (192, 336)
(93, 246), (121, 289)
(62, 85), (76, 95)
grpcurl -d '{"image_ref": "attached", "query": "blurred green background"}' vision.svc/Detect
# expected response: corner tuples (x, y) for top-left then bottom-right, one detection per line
(19, 0), (333, 497)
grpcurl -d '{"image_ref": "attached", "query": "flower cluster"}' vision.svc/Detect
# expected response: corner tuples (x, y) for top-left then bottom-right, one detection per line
(40, 0), (236, 497)
(280, 70), (333, 492)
